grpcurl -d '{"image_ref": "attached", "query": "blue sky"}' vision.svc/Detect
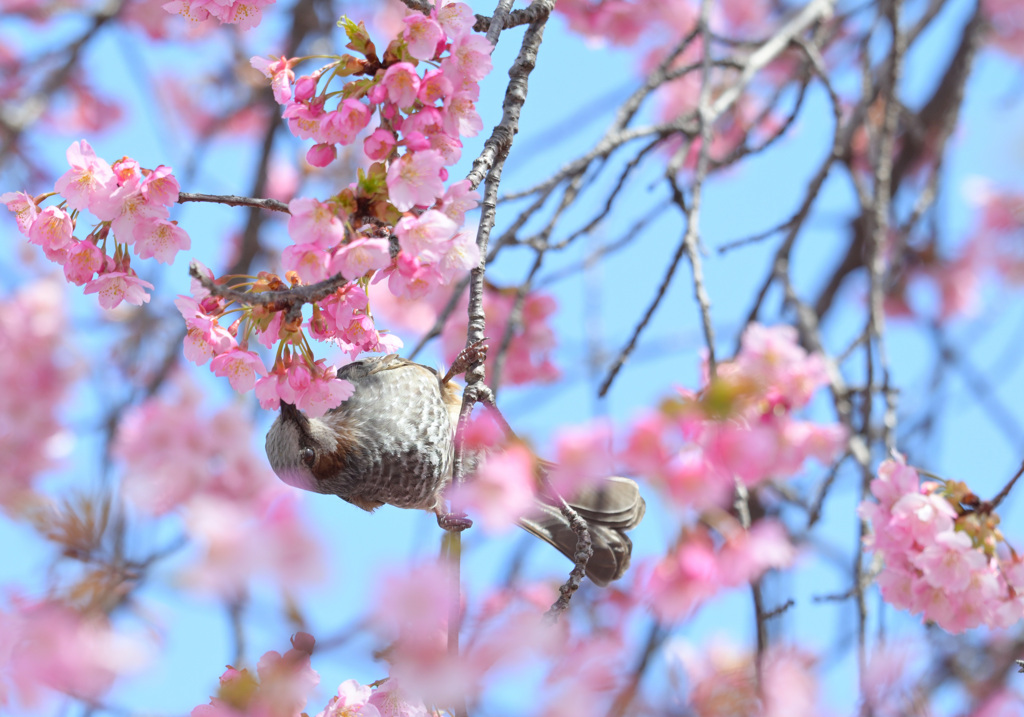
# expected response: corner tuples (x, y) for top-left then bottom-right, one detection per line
(3, 0), (1024, 713)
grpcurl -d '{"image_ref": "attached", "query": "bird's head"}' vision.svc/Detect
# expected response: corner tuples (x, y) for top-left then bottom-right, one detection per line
(264, 402), (340, 494)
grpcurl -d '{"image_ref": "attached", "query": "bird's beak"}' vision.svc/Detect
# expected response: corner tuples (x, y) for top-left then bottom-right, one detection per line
(280, 401), (304, 423)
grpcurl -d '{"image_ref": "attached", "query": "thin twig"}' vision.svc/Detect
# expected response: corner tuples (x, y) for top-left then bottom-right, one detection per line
(983, 460), (1024, 512)
(543, 499), (593, 621)
(178, 192), (289, 214)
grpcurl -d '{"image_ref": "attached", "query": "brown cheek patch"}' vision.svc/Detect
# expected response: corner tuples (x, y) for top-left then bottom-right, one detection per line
(311, 448), (348, 484)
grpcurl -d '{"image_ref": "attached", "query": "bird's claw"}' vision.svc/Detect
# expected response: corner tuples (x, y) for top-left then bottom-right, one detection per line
(443, 339), (489, 384)
(436, 511), (473, 532)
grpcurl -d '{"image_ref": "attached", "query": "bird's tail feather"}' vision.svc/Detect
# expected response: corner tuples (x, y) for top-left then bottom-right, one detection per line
(517, 476), (646, 587)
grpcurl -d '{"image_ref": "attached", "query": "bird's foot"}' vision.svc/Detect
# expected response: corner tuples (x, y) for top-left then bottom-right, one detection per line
(443, 339), (488, 384)
(436, 510), (473, 532)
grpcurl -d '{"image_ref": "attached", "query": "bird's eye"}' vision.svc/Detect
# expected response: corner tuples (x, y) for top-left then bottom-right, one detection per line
(300, 446), (316, 467)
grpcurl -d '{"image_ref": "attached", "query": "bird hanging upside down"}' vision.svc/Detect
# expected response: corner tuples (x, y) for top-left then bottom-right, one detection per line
(265, 349), (645, 586)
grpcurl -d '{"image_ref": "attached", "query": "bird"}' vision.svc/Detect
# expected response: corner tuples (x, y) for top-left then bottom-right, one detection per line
(265, 349), (646, 586)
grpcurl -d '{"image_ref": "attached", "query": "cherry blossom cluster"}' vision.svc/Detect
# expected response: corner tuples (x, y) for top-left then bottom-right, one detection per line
(621, 323), (846, 510)
(180, 184), (479, 417)
(191, 633), (431, 717)
(114, 377), (323, 598)
(163, 0), (274, 31)
(255, 6), (488, 176)
(114, 377), (279, 514)
(1, 598), (149, 710)
(2, 140), (188, 310)
(174, 8), (497, 413)
(175, 259), (356, 418)
(252, 5), (487, 285)
(669, 640), (820, 717)
(441, 286), (561, 386)
(0, 281), (74, 508)
(366, 279), (562, 388)
(646, 518), (796, 620)
(859, 456), (1024, 633)
(448, 324), (839, 562)
(449, 410), (620, 533)
(365, 565), (633, 713)
(192, 632), (318, 717)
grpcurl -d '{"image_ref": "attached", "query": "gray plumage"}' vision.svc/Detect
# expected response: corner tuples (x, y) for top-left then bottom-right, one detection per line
(265, 354), (645, 586)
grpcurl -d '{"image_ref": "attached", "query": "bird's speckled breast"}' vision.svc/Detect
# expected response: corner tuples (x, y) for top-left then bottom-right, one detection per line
(329, 358), (455, 510)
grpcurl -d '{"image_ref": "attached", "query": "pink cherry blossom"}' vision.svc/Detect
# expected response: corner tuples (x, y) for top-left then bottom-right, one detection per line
(307, 142), (337, 167)
(210, 347), (267, 393)
(442, 287), (561, 387)
(1, 190), (39, 234)
(418, 69), (453, 105)
(181, 493), (323, 598)
(139, 164), (180, 206)
(383, 63), (421, 108)
(647, 518), (794, 620)
(434, 229), (480, 283)
(436, 1), (475, 38)
(402, 13), (445, 61)
(438, 179), (477, 224)
(162, 0), (212, 23)
(83, 270), (154, 309)
(372, 562), (450, 647)
(546, 420), (615, 498)
(54, 139), (117, 213)
(133, 216), (191, 263)
(330, 237), (391, 279)
(316, 680), (381, 717)
(100, 183), (169, 244)
(193, 634), (319, 717)
(256, 361), (353, 418)
(251, 54), (296, 104)
(0, 280), (72, 506)
(394, 208), (458, 261)
(442, 91), (482, 137)
(401, 107), (443, 137)
(253, 308), (288, 349)
(451, 443), (537, 532)
(386, 150), (446, 211)
(671, 641), (820, 717)
(27, 205), (73, 251)
(441, 33), (493, 88)
(282, 242), (332, 283)
(386, 253), (440, 300)
(223, 0), (273, 31)
(338, 314), (382, 359)
(62, 239), (105, 285)
(167, 0), (274, 30)
(364, 128), (398, 161)
(293, 73), (319, 102)
(427, 131), (463, 166)
(116, 378), (277, 512)
(287, 197), (346, 248)
(112, 155), (140, 187)
(175, 295), (236, 359)
(283, 98), (328, 140)
(185, 315), (236, 364)
(319, 99), (371, 145)
(2, 599), (150, 708)
(368, 678), (430, 717)
(296, 370), (353, 418)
